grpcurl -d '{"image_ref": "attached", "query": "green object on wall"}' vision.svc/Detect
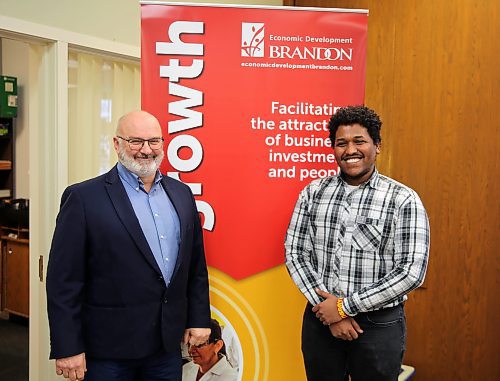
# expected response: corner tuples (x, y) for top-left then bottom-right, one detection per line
(0, 76), (18, 118)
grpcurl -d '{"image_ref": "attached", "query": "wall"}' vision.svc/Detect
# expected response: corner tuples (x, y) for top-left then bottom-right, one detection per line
(0, 0), (141, 47)
(289, 0), (499, 380)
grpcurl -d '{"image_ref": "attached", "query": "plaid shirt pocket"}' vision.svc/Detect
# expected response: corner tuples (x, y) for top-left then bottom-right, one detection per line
(352, 217), (383, 252)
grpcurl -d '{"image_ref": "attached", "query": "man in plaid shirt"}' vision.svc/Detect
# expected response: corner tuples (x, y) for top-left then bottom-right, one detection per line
(285, 106), (430, 381)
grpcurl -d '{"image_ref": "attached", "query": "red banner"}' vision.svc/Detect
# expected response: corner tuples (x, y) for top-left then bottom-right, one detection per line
(141, 3), (367, 280)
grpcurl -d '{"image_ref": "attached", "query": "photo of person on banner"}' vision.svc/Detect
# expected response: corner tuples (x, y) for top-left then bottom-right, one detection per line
(182, 318), (239, 381)
(285, 106), (430, 381)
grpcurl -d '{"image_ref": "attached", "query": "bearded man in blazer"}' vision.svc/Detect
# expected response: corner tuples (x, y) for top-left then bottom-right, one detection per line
(46, 110), (211, 381)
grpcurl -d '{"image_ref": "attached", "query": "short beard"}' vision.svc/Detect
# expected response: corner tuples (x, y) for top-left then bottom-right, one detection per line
(118, 142), (164, 178)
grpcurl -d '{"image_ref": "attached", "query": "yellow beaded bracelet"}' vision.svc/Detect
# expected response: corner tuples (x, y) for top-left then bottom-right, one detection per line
(337, 297), (348, 319)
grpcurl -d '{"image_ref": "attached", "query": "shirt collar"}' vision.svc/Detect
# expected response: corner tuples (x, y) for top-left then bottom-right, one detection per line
(207, 355), (230, 376)
(337, 168), (380, 189)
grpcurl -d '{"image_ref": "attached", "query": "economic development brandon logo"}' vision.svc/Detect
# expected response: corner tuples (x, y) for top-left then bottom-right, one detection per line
(240, 22), (356, 72)
(241, 23), (265, 57)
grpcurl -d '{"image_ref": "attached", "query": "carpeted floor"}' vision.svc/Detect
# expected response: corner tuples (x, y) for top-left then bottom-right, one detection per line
(0, 314), (28, 381)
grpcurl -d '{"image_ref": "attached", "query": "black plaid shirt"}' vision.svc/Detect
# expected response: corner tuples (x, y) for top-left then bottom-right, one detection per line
(285, 169), (430, 315)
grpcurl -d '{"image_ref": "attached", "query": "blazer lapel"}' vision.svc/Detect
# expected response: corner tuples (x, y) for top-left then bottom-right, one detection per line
(104, 166), (162, 275)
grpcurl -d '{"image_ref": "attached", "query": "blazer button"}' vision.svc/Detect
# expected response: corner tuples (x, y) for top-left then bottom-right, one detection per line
(158, 276), (164, 282)
(163, 297), (168, 304)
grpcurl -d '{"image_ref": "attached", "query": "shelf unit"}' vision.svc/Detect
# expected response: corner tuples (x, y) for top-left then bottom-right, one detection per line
(0, 117), (14, 199)
(1, 226), (29, 317)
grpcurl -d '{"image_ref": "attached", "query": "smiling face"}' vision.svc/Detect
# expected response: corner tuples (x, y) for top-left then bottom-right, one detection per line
(113, 111), (164, 180)
(333, 123), (380, 185)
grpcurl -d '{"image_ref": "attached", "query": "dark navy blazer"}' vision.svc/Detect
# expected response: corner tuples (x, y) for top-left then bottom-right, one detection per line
(46, 165), (210, 359)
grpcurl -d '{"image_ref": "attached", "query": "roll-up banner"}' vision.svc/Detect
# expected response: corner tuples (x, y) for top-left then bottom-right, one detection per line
(141, 2), (368, 379)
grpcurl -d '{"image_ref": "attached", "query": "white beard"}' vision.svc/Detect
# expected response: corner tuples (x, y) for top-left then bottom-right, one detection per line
(118, 143), (164, 178)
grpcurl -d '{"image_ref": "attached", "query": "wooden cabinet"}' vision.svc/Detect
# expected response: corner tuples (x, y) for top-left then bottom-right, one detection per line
(0, 117), (14, 199)
(1, 228), (29, 317)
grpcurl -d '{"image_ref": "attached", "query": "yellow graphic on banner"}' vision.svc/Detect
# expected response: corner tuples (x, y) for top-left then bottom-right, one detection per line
(208, 266), (307, 381)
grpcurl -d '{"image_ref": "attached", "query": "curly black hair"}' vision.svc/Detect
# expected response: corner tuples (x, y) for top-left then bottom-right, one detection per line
(328, 105), (382, 146)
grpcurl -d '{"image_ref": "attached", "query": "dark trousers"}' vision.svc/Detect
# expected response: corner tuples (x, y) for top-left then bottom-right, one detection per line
(85, 350), (182, 381)
(302, 303), (406, 381)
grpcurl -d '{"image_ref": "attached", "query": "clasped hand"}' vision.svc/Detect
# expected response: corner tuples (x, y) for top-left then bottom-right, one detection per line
(329, 318), (363, 341)
(312, 288), (342, 325)
(312, 288), (363, 341)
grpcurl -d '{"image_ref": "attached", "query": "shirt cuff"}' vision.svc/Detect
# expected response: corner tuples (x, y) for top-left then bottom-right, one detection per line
(342, 297), (358, 316)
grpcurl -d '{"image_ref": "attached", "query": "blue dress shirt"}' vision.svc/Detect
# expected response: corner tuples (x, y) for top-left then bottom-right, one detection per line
(117, 162), (180, 285)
